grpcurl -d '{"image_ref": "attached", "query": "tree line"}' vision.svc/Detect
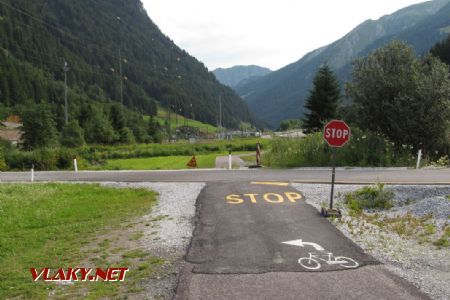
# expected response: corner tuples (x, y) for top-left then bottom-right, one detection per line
(302, 38), (450, 159)
(0, 0), (254, 150)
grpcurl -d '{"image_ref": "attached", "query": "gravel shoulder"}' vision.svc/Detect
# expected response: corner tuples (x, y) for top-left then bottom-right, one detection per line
(100, 182), (205, 299)
(292, 183), (450, 300)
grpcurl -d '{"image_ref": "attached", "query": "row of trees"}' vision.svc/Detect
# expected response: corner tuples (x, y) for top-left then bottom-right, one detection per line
(302, 39), (450, 157)
(0, 0), (254, 129)
(16, 102), (163, 150)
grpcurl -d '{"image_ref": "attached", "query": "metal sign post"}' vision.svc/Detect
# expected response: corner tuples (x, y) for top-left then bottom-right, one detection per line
(322, 120), (351, 217)
(329, 148), (336, 210)
(256, 142), (261, 167)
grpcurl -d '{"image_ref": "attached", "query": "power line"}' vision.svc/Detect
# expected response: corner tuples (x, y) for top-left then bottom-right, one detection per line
(0, 0), (194, 103)
(0, 0), (188, 78)
(0, 0), (120, 60)
(1, 15), (184, 79)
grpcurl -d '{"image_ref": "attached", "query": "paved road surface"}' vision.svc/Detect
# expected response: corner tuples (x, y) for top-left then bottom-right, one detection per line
(214, 155), (246, 169)
(1, 168), (449, 184)
(1, 168), (445, 298)
(176, 182), (428, 299)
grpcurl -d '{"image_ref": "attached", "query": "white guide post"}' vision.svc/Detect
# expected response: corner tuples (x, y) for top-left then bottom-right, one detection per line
(416, 149), (422, 169)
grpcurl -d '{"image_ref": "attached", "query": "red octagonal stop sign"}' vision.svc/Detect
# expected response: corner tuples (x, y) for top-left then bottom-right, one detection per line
(323, 120), (351, 147)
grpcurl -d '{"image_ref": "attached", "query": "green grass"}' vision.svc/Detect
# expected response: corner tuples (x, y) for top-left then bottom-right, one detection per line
(152, 105), (219, 133)
(0, 183), (157, 299)
(265, 128), (415, 168)
(93, 153), (221, 170)
(4, 138), (269, 171)
(344, 184), (394, 213)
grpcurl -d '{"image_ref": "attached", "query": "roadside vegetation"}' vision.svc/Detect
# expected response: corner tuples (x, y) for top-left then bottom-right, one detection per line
(336, 185), (449, 249)
(344, 183), (394, 213)
(264, 128), (414, 168)
(266, 40), (450, 168)
(0, 183), (158, 299)
(1, 138), (268, 171)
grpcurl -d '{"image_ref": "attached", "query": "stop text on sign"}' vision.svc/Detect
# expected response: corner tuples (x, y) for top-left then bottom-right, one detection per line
(323, 120), (351, 147)
(226, 192), (302, 204)
(324, 128), (349, 139)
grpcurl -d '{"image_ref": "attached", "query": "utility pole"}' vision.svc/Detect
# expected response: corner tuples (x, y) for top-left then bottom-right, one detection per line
(219, 95), (222, 139)
(189, 103), (193, 128)
(175, 104), (178, 128)
(119, 49), (123, 106)
(63, 61), (70, 125)
(117, 16), (124, 107)
(168, 102), (172, 142)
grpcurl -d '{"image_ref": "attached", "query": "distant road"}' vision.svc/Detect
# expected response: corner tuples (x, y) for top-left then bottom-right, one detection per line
(1, 168), (449, 184)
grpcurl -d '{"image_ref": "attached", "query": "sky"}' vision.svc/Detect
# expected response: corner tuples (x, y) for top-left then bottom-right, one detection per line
(142, 0), (426, 71)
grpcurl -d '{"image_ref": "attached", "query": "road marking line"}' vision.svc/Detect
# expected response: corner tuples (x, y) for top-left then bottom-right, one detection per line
(291, 180), (450, 185)
(282, 239), (324, 251)
(251, 181), (289, 186)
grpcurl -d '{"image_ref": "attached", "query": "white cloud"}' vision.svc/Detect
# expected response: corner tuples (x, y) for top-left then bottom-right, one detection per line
(142, 0), (427, 70)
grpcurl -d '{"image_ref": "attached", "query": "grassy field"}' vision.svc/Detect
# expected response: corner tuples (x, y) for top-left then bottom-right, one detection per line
(152, 105), (219, 133)
(88, 151), (255, 170)
(3, 138), (270, 171)
(0, 183), (157, 299)
(94, 153), (220, 170)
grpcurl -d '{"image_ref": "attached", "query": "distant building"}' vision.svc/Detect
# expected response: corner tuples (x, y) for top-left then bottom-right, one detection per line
(0, 117), (23, 146)
(6, 115), (21, 123)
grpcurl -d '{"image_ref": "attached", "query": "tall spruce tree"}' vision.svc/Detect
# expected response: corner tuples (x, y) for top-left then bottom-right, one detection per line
(430, 34), (450, 65)
(21, 102), (58, 150)
(302, 64), (341, 133)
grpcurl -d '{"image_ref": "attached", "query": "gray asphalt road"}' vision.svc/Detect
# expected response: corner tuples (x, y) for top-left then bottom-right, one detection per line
(215, 155), (246, 169)
(1, 168), (449, 184)
(1, 168), (445, 299)
(176, 182), (429, 299)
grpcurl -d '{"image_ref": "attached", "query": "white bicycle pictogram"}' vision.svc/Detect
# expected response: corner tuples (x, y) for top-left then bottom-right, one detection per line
(298, 252), (359, 270)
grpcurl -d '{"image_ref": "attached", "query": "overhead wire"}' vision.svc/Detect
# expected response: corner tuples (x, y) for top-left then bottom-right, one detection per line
(0, 0), (192, 101)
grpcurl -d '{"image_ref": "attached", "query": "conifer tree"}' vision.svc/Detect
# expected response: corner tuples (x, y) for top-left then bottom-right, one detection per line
(61, 121), (85, 147)
(430, 34), (450, 65)
(302, 64), (341, 133)
(21, 102), (58, 150)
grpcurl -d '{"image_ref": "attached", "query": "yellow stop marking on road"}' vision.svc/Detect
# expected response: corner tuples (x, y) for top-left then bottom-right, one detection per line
(251, 181), (289, 187)
(226, 192), (302, 204)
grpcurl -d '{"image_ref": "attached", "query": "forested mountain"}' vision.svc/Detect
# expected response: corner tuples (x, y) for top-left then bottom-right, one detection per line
(213, 65), (271, 88)
(0, 0), (254, 133)
(236, 0), (450, 127)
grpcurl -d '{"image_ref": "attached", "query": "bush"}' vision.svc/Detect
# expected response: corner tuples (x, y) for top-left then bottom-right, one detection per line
(344, 183), (394, 212)
(0, 147), (7, 171)
(4, 147), (77, 170)
(264, 127), (415, 168)
(2, 138), (268, 170)
(61, 121), (85, 147)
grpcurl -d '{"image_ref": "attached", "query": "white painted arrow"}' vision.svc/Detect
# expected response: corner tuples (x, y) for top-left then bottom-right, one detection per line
(282, 239), (325, 251)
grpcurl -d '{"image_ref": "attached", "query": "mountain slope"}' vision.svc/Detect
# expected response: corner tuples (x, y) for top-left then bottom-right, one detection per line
(0, 0), (253, 128)
(236, 0), (450, 127)
(213, 65), (271, 88)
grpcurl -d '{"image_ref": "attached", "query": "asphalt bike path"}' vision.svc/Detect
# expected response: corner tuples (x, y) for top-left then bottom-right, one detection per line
(176, 181), (429, 299)
(187, 182), (375, 273)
